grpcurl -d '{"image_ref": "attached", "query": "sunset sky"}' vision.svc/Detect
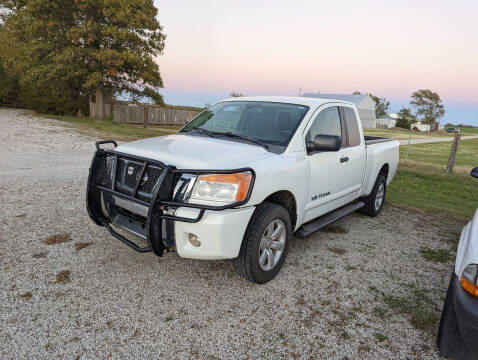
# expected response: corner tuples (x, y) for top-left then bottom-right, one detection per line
(154, 0), (478, 125)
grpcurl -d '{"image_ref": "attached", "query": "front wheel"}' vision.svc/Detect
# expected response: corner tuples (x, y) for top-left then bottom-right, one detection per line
(231, 202), (292, 284)
(360, 174), (387, 217)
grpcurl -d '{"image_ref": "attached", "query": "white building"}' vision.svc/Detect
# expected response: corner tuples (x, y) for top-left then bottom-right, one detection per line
(302, 93), (377, 128)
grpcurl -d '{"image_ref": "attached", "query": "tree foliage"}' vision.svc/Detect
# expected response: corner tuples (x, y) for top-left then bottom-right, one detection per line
(230, 91), (244, 97)
(0, 0), (166, 114)
(370, 94), (390, 118)
(396, 107), (414, 129)
(410, 89), (445, 124)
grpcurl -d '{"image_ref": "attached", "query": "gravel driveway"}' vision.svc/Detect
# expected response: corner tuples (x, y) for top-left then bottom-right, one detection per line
(0, 109), (463, 359)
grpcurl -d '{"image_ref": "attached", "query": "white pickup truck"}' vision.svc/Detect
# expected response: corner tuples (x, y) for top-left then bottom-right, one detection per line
(87, 96), (399, 283)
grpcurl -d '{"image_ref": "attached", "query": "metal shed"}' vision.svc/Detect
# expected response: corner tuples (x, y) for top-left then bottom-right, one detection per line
(302, 93), (377, 128)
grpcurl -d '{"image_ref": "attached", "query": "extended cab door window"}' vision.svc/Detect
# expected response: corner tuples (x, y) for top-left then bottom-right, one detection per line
(341, 107), (361, 147)
(305, 106), (343, 154)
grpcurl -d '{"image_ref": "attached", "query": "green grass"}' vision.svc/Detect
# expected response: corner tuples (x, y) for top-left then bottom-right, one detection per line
(459, 126), (478, 135)
(42, 114), (182, 141)
(373, 333), (389, 343)
(400, 138), (478, 171)
(387, 164), (478, 218)
(364, 127), (451, 140)
(382, 283), (438, 335)
(420, 247), (452, 263)
(370, 282), (438, 337)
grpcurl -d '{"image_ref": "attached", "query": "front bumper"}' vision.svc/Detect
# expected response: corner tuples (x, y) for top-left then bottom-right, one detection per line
(86, 141), (255, 258)
(454, 274), (478, 355)
(174, 206), (254, 259)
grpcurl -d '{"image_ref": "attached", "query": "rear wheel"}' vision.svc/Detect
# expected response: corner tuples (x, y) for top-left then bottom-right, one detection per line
(360, 174), (387, 217)
(231, 202), (291, 284)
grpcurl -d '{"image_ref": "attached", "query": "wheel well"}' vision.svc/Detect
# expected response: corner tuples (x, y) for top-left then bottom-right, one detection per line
(263, 191), (297, 229)
(379, 164), (389, 179)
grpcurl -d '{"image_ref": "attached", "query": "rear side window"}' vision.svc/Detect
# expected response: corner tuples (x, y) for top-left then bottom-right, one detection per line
(306, 106), (342, 145)
(342, 107), (361, 147)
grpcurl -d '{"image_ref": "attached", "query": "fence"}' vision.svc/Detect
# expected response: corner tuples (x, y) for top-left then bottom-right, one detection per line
(90, 100), (202, 126)
(376, 118), (397, 129)
(89, 101), (112, 120)
(411, 123), (431, 132)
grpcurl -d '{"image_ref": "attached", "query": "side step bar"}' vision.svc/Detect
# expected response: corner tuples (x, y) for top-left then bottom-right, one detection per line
(295, 201), (365, 239)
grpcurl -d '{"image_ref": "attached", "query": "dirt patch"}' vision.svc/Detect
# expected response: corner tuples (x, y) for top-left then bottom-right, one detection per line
(32, 252), (48, 259)
(322, 225), (348, 234)
(328, 247), (347, 255)
(43, 233), (72, 245)
(53, 270), (71, 284)
(19, 292), (32, 300)
(74, 242), (92, 251)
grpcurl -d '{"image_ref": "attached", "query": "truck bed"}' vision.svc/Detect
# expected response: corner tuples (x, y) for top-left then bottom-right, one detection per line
(364, 135), (396, 145)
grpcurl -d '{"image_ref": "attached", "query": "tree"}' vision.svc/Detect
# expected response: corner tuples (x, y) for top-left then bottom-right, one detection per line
(410, 89), (445, 125)
(230, 91), (244, 97)
(0, 0), (166, 117)
(395, 107), (415, 129)
(370, 94), (390, 118)
(353, 91), (361, 95)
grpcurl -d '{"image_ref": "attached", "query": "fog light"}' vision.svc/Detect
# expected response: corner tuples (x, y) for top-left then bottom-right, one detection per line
(189, 233), (201, 247)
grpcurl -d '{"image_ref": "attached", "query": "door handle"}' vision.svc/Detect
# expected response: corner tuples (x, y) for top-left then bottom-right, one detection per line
(340, 156), (349, 163)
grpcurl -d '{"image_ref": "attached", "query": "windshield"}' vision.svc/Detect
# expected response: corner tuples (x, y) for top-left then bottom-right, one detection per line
(180, 101), (309, 151)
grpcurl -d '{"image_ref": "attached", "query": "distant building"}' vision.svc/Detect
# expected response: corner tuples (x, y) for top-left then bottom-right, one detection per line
(302, 93), (377, 128)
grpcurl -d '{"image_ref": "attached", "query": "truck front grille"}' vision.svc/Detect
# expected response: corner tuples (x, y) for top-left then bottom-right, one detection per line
(92, 153), (163, 202)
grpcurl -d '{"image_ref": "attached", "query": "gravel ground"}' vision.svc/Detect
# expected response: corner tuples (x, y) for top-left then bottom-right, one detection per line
(0, 108), (464, 359)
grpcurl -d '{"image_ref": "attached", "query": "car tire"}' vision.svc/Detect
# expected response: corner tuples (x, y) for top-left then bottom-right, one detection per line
(231, 202), (291, 284)
(360, 174), (387, 217)
(437, 272), (469, 360)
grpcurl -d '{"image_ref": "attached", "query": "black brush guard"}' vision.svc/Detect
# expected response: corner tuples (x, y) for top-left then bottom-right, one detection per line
(86, 140), (255, 256)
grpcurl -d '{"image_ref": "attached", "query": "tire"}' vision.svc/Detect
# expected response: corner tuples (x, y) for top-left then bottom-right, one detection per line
(231, 202), (292, 284)
(360, 174), (387, 217)
(437, 272), (468, 360)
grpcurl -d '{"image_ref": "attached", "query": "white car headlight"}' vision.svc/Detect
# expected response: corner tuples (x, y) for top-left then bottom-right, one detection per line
(461, 264), (478, 297)
(190, 172), (252, 203)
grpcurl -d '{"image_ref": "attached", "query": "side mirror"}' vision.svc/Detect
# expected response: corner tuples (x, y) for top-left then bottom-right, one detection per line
(308, 135), (341, 153)
(471, 166), (478, 179)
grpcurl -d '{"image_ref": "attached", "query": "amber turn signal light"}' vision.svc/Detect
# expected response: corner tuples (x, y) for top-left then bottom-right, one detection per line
(460, 276), (478, 298)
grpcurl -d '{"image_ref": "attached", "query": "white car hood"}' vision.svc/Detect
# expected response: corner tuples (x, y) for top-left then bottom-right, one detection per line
(115, 134), (273, 169)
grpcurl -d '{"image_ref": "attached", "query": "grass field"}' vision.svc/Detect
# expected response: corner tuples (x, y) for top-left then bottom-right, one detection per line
(389, 138), (478, 218)
(42, 114), (182, 141)
(364, 127), (452, 140)
(459, 126), (478, 134)
(387, 164), (477, 218)
(400, 138), (478, 172)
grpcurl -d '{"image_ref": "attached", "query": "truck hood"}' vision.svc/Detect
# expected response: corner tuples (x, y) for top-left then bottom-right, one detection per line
(115, 134), (273, 169)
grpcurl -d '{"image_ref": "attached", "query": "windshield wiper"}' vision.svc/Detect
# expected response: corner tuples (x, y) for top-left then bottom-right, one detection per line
(186, 127), (215, 137)
(213, 132), (269, 150)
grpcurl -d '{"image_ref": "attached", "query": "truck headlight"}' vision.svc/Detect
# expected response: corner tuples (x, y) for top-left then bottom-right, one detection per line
(460, 264), (478, 297)
(190, 172), (252, 203)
